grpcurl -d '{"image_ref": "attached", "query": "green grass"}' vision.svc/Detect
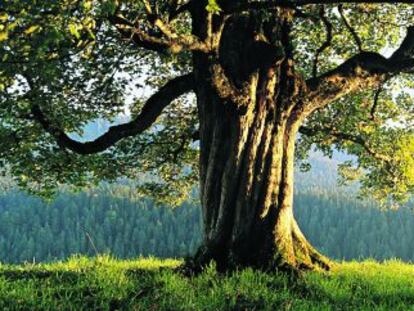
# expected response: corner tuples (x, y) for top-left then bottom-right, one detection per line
(0, 256), (414, 310)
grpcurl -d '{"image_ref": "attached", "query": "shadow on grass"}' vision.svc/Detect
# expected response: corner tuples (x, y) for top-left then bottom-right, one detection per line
(1, 265), (414, 310)
(0, 270), (83, 282)
(0, 268), (162, 310)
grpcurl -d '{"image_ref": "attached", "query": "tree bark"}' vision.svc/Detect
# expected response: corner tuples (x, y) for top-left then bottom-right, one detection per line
(189, 8), (331, 272)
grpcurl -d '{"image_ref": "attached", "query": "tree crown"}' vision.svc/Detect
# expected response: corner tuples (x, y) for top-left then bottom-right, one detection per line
(1, 0), (414, 206)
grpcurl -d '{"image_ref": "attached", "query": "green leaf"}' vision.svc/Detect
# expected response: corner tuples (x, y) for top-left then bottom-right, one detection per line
(68, 23), (81, 39)
(206, 0), (221, 14)
(0, 31), (8, 42)
(83, 0), (93, 11)
(101, 0), (118, 15)
(24, 25), (41, 35)
(0, 13), (8, 23)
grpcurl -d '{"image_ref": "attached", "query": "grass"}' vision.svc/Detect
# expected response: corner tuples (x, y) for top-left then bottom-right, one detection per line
(0, 256), (414, 310)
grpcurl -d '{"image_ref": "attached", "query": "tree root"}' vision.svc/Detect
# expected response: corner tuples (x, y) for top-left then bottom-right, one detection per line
(179, 219), (332, 275)
(291, 219), (332, 271)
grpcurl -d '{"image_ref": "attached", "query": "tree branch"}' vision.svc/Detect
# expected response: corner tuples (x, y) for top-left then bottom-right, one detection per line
(109, 11), (210, 54)
(304, 26), (414, 117)
(369, 76), (393, 121)
(168, 0), (195, 20)
(370, 86), (382, 121)
(338, 4), (363, 52)
(312, 6), (333, 78)
(108, 14), (171, 53)
(221, 0), (414, 13)
(31, 74), (195, 155)
(299, 125), (391, 162)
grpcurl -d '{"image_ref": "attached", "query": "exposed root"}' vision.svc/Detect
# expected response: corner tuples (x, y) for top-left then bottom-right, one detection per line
(175, 258), (202, 277)
(291, 219), (332, 271)
(180, 218), (332, 276)
(175, 246), (213, 276)
(177, 243), (231, 276)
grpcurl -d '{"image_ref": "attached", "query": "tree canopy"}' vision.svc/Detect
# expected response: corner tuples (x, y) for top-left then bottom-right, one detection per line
(0, 0), (414, 207)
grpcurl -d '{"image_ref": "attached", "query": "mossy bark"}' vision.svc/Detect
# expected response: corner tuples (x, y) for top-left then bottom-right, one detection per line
(189, 8), (331, 272)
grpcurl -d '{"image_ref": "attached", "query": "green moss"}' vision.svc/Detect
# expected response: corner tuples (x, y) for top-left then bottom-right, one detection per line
(0, 256), (413, 310)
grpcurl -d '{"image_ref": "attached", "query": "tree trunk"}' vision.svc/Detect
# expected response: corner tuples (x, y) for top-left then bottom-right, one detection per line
(190, 9), (331, 272)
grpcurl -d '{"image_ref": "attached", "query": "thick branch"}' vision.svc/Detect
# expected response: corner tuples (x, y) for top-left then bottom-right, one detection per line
(222, 0), (414, 12)
(109, 12), (209, 54)
(152, 18), (210, 53)
(108, 14), (170, 53)
(31, 74), (195, 155)
(304, 26), (414, 116)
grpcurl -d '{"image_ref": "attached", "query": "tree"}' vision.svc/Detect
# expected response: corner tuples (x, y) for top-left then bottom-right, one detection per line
(1, 0), (414, 271)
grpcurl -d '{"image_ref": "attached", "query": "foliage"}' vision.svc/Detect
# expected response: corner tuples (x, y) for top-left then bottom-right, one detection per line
(293, 4), (414, 205)
(0, 256), (414, 310)
(1, 1), (414, 207)
(0, 0), (195, 202)
(206, 0), (222, 14)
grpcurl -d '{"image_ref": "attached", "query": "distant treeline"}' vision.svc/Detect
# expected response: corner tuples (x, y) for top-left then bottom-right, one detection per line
(0, 188), (413, 264)
(296, 189), (414, 261)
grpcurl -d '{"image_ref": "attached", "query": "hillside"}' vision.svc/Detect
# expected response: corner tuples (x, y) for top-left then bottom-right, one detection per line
(1, 188), (414, 264)
(0, 150), (413, 264)
(0, 256), (413, 310)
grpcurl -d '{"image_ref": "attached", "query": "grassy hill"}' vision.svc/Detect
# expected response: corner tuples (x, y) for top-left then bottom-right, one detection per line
(1, 256), (414, 310)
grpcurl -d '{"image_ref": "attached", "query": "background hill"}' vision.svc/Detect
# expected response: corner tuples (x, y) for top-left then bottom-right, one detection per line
(0, 150), (413, 264)
(0, 121), (413, 264)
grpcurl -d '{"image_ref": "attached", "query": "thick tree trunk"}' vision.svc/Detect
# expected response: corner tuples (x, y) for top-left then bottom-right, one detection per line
(190, 8), (331, 272)
(193, 97), (330, 271)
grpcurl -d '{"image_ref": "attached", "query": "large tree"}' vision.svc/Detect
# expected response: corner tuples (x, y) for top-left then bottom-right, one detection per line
(1, 0), (414, 271)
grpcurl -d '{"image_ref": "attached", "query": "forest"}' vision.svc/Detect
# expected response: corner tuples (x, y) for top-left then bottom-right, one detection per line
(1, 184), (413, 264)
